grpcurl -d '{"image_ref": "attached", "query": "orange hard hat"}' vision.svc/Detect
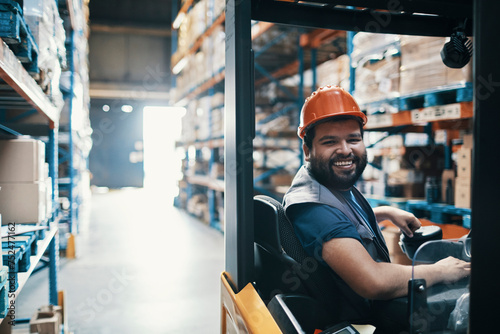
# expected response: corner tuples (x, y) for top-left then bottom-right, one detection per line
(297, 85), (367, 139)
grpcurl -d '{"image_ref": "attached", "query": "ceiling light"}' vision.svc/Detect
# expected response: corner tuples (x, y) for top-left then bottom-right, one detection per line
(121, 105), (133, 113)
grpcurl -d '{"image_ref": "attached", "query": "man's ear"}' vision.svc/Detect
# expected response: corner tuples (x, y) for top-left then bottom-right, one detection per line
(303, 143), (310, 162)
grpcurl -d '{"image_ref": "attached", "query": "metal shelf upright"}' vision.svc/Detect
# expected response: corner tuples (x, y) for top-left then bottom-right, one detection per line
(58, 0), (92, 249)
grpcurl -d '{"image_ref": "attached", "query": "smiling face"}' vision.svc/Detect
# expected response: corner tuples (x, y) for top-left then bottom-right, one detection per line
(304, 118), (367, 191)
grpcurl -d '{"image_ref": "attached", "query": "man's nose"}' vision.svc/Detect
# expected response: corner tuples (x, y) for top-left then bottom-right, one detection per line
(336, 140), (352, 156)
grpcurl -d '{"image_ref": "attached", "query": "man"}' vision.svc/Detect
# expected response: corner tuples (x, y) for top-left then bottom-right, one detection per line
(283, 85), (470, 325)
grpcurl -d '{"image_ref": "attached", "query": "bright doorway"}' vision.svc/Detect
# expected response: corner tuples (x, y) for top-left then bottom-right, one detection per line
(143, 106), (186, 203)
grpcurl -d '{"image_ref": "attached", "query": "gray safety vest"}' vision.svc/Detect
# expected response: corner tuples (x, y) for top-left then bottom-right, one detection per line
(283, 165), (391, 323)
(283, 165), (390, 262)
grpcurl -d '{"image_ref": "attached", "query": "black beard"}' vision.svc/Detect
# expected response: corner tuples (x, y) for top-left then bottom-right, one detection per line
(308, 152), (367, 190)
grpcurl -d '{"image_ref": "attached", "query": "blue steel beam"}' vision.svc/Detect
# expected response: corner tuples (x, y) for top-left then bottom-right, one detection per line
(68, 30), (76, 233)
(254, 62), (296, 100)
(48, 127), (58, 209)
(48, 232), (59, 305)
(171, 0), (178, 91)
(254, 165), (287, 183)
(256, 103), (296, 125)
(311, 48), (317, 89)
(298, 41), (305, 164)
(298, 41), (304, 104)
(0, 123), (22, 136)
(347, 30), (356, 94)
(255, 30), (291, 58)
(208, 83), (218, 228)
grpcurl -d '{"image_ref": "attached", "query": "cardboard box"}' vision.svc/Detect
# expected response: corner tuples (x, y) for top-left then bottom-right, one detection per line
(441, 169), (456, 204)
(317, 54), (350, 88)
(0, 182), (46, 224)
(354, 55), (401, 105)
(45, 177), (53, 219)
(29, 305), (62, 334)
(456, 148), (472, 178)
(399, 36), (472, 94)
(454, 177), (471, 209)
(0, 139), (45, 182)
(388, 169), (425, 185)
(462, 134), (473, 149)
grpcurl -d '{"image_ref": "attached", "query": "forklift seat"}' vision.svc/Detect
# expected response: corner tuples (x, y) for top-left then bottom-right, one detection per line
(253, 195), (340, 321)
(253, 195), (309, 303)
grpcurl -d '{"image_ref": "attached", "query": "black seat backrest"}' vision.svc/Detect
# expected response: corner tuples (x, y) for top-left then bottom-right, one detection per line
(254, 195), (309, 303)
(253, 195), (341, 319)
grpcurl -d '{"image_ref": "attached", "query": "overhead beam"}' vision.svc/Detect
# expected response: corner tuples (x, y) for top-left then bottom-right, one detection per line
(252, 0), (472, 37)
(295, 0), (472, 19)
(90, 23), (172, 37)
(255, 60), (299, 86)
(89, 83), (170, 101)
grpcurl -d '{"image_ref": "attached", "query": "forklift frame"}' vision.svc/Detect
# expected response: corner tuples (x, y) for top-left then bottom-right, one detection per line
(224, 1), (500, 332)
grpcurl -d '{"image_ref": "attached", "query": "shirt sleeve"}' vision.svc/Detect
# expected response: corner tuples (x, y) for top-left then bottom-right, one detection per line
(286, 203), (363, 261)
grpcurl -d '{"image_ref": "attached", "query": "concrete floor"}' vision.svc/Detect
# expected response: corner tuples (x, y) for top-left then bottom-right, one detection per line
(15, 188), (225, 333)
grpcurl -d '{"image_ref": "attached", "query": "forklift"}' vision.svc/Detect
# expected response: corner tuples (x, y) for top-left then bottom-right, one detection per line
(221, 1), (500, 333)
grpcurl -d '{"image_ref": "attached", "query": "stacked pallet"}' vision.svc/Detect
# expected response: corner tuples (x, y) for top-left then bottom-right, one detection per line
(352, 32), (472, 113)
(173, 0), (225, 100)
(0, 0), (38, 72)
(23, 0), (66, 110)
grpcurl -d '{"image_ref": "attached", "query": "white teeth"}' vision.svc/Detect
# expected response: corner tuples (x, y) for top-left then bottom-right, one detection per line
(333, 161), (353, 166)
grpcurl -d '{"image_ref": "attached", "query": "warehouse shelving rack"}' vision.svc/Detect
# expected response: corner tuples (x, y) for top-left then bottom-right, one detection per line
(0, 0), (89, 325)
(172, 1), (350, 226)
(345, 29), (474, 226)
(0, 22), (60, 321)
(172, 0), (226, 229)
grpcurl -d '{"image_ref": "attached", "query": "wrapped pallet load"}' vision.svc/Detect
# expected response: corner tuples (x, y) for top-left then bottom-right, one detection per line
(23, 0), (66, 110)
(399, 35), (472, 95)
(316, 54), (350, 90)
(351, 33), (401, 112)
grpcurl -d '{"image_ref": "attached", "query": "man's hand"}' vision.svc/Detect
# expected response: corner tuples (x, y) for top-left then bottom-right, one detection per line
(432, 256), (471, 284)
(373, 206), (421, 237)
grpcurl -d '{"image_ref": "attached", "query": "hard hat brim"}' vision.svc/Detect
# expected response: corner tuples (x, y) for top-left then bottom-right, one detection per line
(298, 111), (367, 139)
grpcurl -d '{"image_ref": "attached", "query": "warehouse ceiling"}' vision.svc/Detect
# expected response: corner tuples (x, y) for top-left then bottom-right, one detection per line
(87, 0), (174, 103)
(89, 0), (173, 29)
